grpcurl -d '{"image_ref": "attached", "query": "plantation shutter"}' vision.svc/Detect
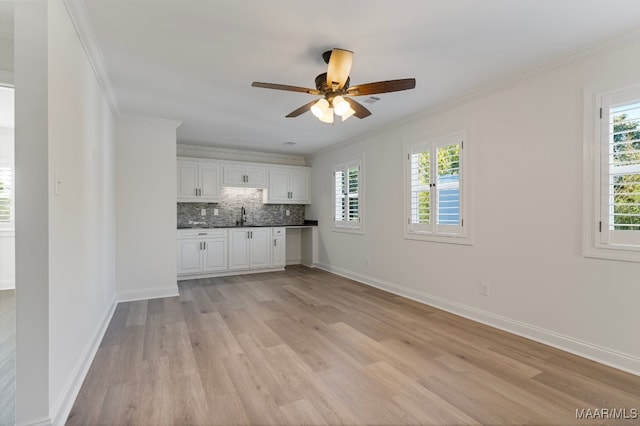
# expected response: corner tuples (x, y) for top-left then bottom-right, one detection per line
(600, 89), (640, 247)
(410, 143), (431, 232)
(334, 161), (361, 229)
(347, 165), (359, 222)
(335, 169), (346, 222)
(408, 135), (463, 236)
(0, 162), (13, 225)
(435, 137), (462, 235)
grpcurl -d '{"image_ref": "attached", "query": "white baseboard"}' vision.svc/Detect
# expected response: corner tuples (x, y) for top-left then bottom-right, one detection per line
(0, 279), (15, 290)
(49, 295), (117, 426)
(316, 263), (640, 377)
(286, 258), (301, 266)
(17, 417), (53, 426)
(117, 285), (179, 302)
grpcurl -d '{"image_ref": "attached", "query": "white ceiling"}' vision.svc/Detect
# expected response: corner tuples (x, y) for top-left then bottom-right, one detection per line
(80, 0), (640, 155)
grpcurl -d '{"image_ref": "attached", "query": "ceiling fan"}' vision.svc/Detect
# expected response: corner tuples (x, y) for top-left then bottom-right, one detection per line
(251, 48), (416, 123)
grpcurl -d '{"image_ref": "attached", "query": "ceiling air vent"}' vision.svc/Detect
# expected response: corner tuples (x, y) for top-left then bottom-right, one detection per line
(282, 141), (296, 146)
(362, 96), (381, 105)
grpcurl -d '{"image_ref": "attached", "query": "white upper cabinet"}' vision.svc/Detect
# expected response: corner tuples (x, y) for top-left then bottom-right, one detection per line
(222, 164), (267, 188)
(178, 158), (311, 204)
(177, 158), (221, 202)
(264, 166), (311, 204)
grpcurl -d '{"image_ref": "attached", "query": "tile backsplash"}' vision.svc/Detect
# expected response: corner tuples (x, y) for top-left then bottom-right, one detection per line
(177, 187), (305, 227)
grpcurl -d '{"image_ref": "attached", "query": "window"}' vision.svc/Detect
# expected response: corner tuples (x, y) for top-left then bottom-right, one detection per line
(334, 158), (363, 232)
(589, 87), (640, 258)
(405, 133), (469, 244)
(0, 161), (12, 227)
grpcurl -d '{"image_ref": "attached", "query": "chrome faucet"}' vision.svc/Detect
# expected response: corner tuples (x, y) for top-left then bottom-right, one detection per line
(239, 206), (247, 226)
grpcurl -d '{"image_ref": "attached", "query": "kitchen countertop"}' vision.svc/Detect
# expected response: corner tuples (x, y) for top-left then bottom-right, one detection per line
(177, 220), (318, 230)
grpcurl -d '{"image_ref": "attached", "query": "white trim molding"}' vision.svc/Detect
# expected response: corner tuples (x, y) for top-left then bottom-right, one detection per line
(317, 263), (640, 377)
(0, 279), (14, 290)
(49, 295), (117, 426)
(118, 114), (183, 129)
(117, 285), (179, 303)
(62, 0), (120, 117)
(17, 417), (53, 426)
(177, 144), (307, 167)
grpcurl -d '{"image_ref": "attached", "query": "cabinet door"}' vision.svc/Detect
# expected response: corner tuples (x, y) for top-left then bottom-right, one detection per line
(228, 229), (251, 270)
(177, 161), (199, 201)
(222, 165), (246, 186)
(177, 240), (203, 275)
(249, 228), (271, 268)
(199, 163), (221, 201)
(272, 236), (286, 268)
(267, 169), (290, 202)
(202, 238), (227, 272)
(289, 169), (310, 203)
(245, 166), (267, 188)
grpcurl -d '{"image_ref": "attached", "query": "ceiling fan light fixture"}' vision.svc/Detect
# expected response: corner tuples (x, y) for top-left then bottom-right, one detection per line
(333, 96), (350, 116)
(341, 107), (356, 121)
(311, 98), (329, 119)
(319, 107), (334, 124)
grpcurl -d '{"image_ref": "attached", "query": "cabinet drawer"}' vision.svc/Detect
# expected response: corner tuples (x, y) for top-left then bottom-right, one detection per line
(272, 227), (285, 236)
(178, 229), (226, 239)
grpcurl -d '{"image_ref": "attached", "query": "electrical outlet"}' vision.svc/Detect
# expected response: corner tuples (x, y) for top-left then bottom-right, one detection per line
(213, 208), (219, 216)
(285, 209), (290, 216)
(201, 208), (206, 216)
(480, 282), (490, 296)
(365, 257), (370, 267)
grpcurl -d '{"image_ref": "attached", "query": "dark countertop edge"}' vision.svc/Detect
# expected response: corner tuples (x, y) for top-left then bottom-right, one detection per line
(177, 223), (317, 230)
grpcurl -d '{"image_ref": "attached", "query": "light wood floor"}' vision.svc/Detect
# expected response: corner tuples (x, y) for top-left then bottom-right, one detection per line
(68, 266), (640, 425)
(0, 289), (15, 426)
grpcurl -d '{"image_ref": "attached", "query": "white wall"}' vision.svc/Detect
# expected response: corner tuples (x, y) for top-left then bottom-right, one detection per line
(15, 0), (118, 424)
(47, 0), (117, 422)
(116, 118), (179, 301)
(309, 40), (640, 375)
(14, 2), (50, 423)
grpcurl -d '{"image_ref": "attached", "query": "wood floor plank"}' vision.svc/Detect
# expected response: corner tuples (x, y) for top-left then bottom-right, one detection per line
(67, 265), (640, 426)
(279, 399), (329, 426)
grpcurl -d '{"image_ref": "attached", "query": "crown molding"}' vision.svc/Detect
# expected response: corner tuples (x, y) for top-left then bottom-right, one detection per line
(118, 114), (183, 128)
(177, 143), (307, 166)
(62, 0), (120, 117)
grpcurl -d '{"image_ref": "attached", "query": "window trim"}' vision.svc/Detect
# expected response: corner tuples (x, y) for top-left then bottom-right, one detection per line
(333, 156), (364, 234)
(584, 86), (640, 262)
(404, 133), (471, 245)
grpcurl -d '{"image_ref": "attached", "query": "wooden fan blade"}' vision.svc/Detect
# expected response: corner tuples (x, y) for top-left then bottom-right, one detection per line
(344, 97), (372, 119)
(346, 78), (416, 96)
(286, 100), (318, 118)
(326, 48), (353, 90)
(252, 82), (320, 95)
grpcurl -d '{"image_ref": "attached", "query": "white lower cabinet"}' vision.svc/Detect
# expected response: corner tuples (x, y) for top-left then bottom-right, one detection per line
(179, 226), (289, 278)
(272, 227), (286, 268)
(228, 227), (271, 270)
(202, 238), (227, 272)
(177, 229), (228, 275)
